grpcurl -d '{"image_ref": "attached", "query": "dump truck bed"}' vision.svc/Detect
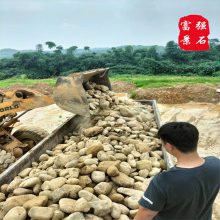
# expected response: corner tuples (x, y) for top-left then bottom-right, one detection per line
(0, 100), (174, 185)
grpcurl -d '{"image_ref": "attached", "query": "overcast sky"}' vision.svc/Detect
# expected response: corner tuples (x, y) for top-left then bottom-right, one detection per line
(0, 0), (220, 50)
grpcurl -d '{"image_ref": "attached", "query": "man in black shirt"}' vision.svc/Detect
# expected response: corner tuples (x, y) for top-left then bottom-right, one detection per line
(134, 122), (220, 220)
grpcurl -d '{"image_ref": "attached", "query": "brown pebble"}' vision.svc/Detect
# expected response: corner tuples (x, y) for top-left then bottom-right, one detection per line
(107, 166), (119, 177)
(110, 193), (125, 203)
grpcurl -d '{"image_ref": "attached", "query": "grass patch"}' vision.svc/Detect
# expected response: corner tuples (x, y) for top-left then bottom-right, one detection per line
(111, 75), (220, 88)
(0, 78), (56, 88)
(130, 91), (138, 99)
(0, 75), (219, 89)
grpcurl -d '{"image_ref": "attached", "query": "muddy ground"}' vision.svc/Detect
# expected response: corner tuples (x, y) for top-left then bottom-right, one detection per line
(2, 82), (220, 219)
(112, 81), (220, 104)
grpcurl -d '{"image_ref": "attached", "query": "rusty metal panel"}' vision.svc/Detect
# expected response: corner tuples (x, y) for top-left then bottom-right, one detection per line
(0, 127), (24, 152)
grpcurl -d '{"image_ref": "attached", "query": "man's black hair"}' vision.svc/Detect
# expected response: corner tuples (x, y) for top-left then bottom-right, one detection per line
(158, 122), (199, 153)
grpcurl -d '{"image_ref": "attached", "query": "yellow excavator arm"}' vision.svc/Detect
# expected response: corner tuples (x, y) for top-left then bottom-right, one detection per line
(0, 89), (54, 117)
(0, 68), (111, 118)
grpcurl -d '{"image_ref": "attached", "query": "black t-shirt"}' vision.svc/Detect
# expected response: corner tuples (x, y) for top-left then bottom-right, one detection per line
(139, 156), (220, 220)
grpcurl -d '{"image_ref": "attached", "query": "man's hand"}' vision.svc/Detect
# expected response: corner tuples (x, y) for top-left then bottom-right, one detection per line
(134, 205), (159, 220)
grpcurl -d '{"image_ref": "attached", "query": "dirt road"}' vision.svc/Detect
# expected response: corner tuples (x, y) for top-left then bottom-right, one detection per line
(158, 102), (220, 158)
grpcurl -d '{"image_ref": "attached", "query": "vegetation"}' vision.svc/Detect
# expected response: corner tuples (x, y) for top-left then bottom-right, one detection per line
(111, 75), (220, 88)
(0, 39), (220, 80)
(0, 77), (55, 87)
(0, 75), (218, 88)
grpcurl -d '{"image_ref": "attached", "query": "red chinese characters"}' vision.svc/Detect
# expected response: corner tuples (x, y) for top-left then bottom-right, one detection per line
(178, 15), (210, 51)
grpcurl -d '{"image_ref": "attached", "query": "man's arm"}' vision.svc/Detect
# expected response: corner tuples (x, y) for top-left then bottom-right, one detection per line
(134, 205), (159, 220)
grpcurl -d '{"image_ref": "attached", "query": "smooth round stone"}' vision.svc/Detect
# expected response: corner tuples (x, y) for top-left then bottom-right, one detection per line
(107, 166), (119, 177)
(28, 207), (54, 219)
(131, 151), (141, 158)
(3, 206), (26, 220)
(91, 171), (105, 183)
(59, 198), (76, 214)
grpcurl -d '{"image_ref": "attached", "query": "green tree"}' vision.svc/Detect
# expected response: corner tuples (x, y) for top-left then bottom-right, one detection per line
(209, 38), (219, 47)
(67, 46), (78, 55)
(164, 41), (187, 63)
(124, 46), (135, 64)
(147, 46), (159, 60)
(84, 46), (90, 51)
(208, 39), (220, 61)
(140, 58), (162, 74)
(1, 38), (220, 79)
(45, 41), (56, 50)
(54, 45), (63, 54)
(36, 44), (43, 53)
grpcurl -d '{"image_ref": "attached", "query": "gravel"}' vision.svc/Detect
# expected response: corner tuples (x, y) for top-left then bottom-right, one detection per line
(0, 82), (166, 219)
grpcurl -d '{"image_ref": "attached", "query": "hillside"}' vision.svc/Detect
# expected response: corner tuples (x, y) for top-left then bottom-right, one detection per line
(0, 45), (165, 59)
(0, 48), (35, 59)
(0, 48), (19, 58)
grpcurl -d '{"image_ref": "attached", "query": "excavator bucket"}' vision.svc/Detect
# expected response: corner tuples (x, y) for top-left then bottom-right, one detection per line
(53, 68), (111, 116)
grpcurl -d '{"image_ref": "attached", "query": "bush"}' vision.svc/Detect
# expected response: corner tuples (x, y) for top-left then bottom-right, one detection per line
(213, 71), (220, 77)
(139, 58), (162, 74)
(110, 65), (146, 75)
(0, 72), (7, 80)
(0, 68), (19, 80)
(197, 62), (216, 76)
(130, 91), (138, 99)
(17, 74), (28, 79)
(159, 61), (177, 74)
(60, 69), (79, 76)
